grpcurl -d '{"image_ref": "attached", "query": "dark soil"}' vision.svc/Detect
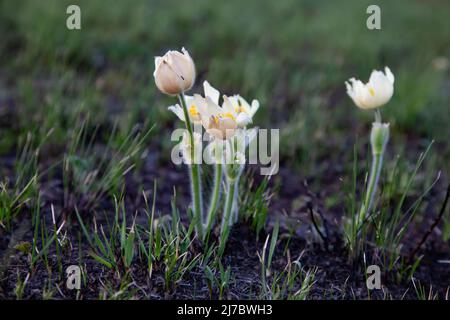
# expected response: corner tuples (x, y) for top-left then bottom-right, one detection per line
(0, 151), (449, 300)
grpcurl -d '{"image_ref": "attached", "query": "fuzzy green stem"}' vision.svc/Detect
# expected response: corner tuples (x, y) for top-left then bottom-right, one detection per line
(229, 179), (239, 226)
(358, 111), (386, 225)
(178, 93), (203, 240)
(359, 152), (383, 224)
(220, 179), (236, 246)
(205, 163), (222, 238)
(375, 109), (382, 123)
(353, 147), (384, 260)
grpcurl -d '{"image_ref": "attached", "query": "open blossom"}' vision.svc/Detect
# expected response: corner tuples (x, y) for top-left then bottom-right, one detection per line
(168, 81), (260, 139)
(202, 91), (259, 139)
(193, 82), (260, 139)
(202, 81), (259, 127)
(201, 98), (238, 140)
(154, 48), (196, 95)
(223, 94), (259, 127)
(168, 81), (221, 124)
(200, 88), (259, 139)
(345, 67), (394, 109)
(168, 95), (204, 124)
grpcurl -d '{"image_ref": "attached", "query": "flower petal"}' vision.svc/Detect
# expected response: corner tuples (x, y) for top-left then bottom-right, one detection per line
(168, 104), (186, 122)
(249, 99), (260, 117)
(236, 112), (252, 127)
(222, 95), (236, 114)
(203, 81), (220, 104)
(384, 67), (394, 84)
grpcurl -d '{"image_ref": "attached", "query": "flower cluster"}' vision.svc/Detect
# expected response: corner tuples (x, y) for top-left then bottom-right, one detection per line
(154, 47), (397, 258)
(168, 80), (259, 140)
(154, 48), (259, 246)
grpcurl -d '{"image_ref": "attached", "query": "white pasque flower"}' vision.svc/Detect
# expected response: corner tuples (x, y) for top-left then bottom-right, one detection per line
(154, 47), (196, 96)
(202, 81), (260, 128)
(199, 82), (259, 139)
(224, 94), (260, 127)
(169, 81), (260, 139)
(167, 81), (220, 124)
(345, 67), (394, 109)
(201, 95), (238, 140)
(168, 95), (204, 124)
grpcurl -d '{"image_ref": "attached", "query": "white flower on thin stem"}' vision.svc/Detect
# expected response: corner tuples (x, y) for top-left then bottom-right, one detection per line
(154, 47), (196, 96)
(169, 81), (260, 139)
(218, 87), (259, 128)
(197, 81), (260, 138)
(345, 67), (394, 109)
(226, 95), (260, 127)
(168, 95), (204, 124)
(167, 81), (221, 124)
(195, 82), (239, 140)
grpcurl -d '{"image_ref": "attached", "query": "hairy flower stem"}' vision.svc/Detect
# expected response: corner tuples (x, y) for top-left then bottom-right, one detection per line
(205, 163), (222, 239)
(358, 115), (387, 225)
(229, 179), (239, 226)
(353, 143), (384, 260)
(220, 178), (236, 249)
(178, 93), (203, 240)
(353, 114), (389, 259)
(359, 153), (383, 224)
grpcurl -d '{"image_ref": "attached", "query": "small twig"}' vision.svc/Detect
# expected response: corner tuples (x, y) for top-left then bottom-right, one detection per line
(307, 202), (328, 246)
(304, 181), (331, 241)
(408, 183), (450, 264)
(317, 207), (330, 239)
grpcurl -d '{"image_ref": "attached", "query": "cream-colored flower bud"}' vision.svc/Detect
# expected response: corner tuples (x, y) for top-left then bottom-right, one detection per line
(370, 122), (390, 156)
(154, 48), (196, 95)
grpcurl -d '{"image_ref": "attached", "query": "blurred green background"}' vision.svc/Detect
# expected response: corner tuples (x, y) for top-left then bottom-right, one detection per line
(1, 0), (449, 174)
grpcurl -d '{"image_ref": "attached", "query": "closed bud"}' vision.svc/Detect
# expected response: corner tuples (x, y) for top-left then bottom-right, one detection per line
(154, 48), (196, 95)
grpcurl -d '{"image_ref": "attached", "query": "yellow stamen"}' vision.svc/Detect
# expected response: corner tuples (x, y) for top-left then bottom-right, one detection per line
(189, 105), (199, 116)
(234, 106), (246, 113)
(211, 113), (236, 126)
(369, 88), (375, 97)
(221, 112), (236, 120)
